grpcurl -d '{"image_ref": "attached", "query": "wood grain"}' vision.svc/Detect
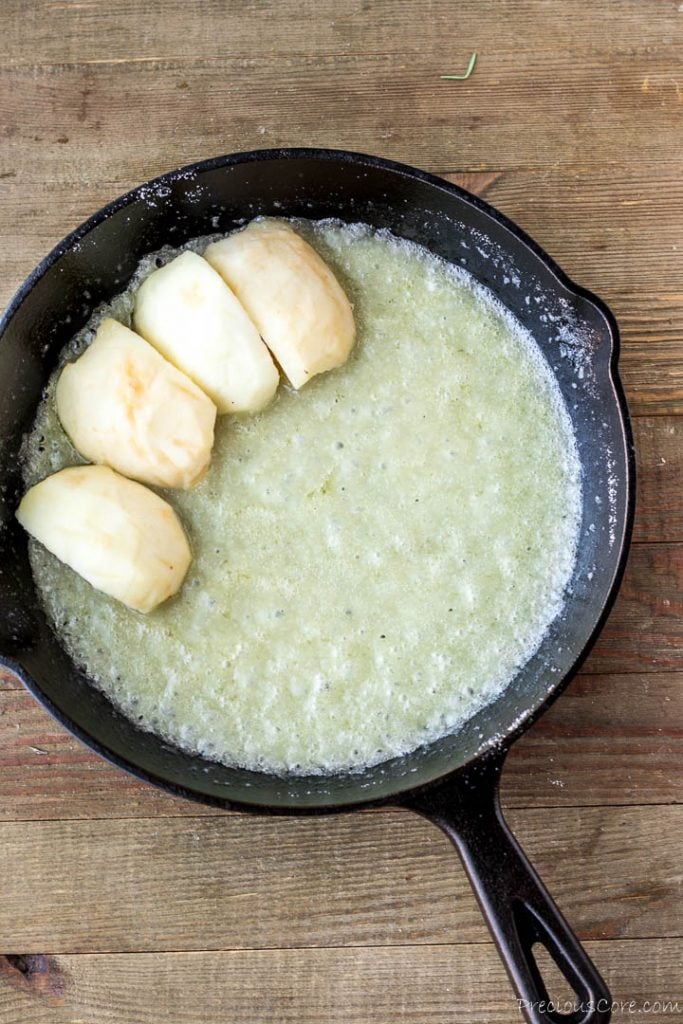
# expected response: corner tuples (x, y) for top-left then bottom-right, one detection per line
(503, 672), (683, 808)
(0, 806), (680, 953)
(2, 0), (681, 66)
(582, 544), (683, 674)
(614, 294), (683, 417)
(0, 687), (198, 819)
(0, 2), (681, 1022)
(444, 168), (683, 302)
(0, 940), (679, 1024)
(0, 940), (682, 1024)
(0, 671), (680, 822)
(0, 49), (681, 189)
(0, 672), (19, 692)
(633, 419), (683, 540)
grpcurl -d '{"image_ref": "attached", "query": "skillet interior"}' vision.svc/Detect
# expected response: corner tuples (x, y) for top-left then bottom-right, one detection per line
(0, 149), (633, 810)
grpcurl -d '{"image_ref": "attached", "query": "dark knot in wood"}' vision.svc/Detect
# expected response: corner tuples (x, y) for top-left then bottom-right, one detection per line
(0, 954), (69, 1004)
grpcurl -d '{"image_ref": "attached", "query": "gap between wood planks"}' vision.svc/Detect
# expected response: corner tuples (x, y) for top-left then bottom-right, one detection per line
(2, 165), (683, 186)
(1, 936), (680, 956)
(0, 798), (679, 825)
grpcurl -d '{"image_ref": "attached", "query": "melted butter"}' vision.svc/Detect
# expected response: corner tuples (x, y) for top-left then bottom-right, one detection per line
(22, 221), (581, 775)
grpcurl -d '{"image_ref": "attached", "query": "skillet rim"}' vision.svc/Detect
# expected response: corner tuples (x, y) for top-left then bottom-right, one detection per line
(0, 147), (636, 814)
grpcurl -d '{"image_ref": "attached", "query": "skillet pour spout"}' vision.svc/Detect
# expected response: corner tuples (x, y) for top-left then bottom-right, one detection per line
(0, 149), (634, 1024)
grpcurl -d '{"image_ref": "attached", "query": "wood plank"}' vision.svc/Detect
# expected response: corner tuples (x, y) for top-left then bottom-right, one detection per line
(583, 544), (683, 675)
(616, 293), (683, 416)
(0, 181), (138, 312)
(0, 670), (679, 821)
(503, 672), (683, 808)
(0, 687), (198, 819)
(0, 48), (681, 188)
(2, 0), (681, 67)
(0, 672), (18, 691)
(445, 168), (683, 302)
(633, 419), (683, 540)
(0, 940), (681, 1024)
(0, 806), (679, 953)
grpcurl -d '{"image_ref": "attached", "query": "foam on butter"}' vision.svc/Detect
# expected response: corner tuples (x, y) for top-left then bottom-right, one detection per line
(22, 221), (581, 775)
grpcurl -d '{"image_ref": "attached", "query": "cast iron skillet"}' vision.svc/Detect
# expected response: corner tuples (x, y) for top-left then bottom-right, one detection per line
(0, 149), (634, 1024)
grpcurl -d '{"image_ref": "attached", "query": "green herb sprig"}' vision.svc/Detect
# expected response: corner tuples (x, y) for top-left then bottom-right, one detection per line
(440, 52), (477, 81)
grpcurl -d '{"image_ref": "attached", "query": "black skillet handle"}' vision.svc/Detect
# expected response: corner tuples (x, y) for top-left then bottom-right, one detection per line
(403, 752), (612, 1024)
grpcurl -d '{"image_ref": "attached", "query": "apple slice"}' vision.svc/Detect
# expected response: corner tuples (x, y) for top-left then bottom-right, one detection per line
(16, 465), (191, 613)
(204, 220), (355, 389)
(56, 318), (217, 490)
(133, 250), (279, 414)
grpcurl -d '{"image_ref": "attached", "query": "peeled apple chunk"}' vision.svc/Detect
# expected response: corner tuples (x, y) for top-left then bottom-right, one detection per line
(56, 318), (217, 490)
(132, 250), (279, 414)
(204, 219), (356, 389)
(16, 465), (191, 613)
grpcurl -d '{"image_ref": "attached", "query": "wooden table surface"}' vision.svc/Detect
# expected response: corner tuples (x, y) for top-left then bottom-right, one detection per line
(0, 2), (681, 1021)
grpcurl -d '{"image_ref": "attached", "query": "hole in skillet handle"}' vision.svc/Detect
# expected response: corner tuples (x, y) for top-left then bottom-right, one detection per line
(402, 751), (612, 1024)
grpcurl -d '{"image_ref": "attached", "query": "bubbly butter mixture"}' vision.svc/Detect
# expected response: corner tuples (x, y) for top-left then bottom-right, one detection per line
(23, 222), (581, 775)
